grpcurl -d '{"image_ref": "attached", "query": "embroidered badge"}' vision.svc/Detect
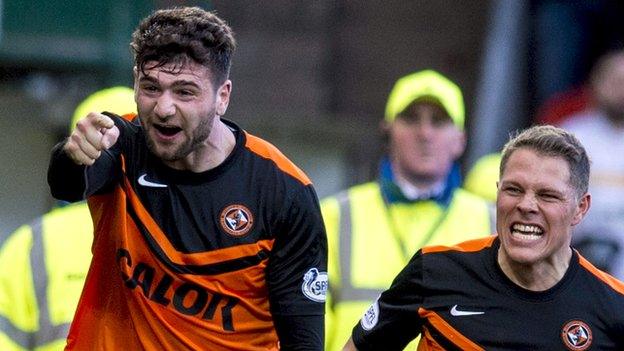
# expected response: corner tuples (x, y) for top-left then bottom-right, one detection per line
(361, 298), (380, 331)
(301, 268), (328, 302)
(219, 204), (254, 237)
(561, 320), (592, 350)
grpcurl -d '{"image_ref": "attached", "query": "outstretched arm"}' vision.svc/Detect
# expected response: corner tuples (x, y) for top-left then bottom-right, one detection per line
(48, 112), (121, 202)
(64, 112), (119, 166)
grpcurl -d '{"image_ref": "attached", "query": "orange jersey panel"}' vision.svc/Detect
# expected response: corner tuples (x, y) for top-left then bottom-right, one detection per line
(67, 178), (279, 351)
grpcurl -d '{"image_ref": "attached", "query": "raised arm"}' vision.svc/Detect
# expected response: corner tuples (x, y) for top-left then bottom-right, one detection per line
(64, 112), (119, 166)
(48, 112), (121, 202)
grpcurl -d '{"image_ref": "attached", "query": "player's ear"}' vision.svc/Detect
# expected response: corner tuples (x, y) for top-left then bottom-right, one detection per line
(216, 80), (232, 116)
(572, 193), (591, 226)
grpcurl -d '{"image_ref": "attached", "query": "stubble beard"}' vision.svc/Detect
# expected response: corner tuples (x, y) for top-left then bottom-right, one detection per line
(145, 108), (216, 162)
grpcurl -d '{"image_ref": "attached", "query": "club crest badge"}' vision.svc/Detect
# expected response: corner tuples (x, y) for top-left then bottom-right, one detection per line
(561, 320), (592, 350)
(301, 268), (328, 302)
(219, 204), (254, 237)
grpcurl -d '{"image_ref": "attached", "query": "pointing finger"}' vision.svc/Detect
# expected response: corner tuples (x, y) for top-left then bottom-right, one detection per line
(89, 112), (115, 129)
(76, 113), (115, 151)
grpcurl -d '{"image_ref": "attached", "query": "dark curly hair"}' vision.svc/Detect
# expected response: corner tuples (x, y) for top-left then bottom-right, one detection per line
(130, 7), (236, 86)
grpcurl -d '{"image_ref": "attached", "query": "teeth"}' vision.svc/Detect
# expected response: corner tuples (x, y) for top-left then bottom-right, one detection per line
(512, 224), (543, 234)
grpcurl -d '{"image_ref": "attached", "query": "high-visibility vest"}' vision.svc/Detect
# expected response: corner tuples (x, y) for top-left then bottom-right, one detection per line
(321, 182), (493, 351)
(0, 202), (92, 351)
(464, 152), (501, 202)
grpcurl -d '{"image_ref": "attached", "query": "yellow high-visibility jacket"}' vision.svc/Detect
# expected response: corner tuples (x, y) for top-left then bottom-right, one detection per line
(0, 202), (92, 351)
(322, 181), (493, 350)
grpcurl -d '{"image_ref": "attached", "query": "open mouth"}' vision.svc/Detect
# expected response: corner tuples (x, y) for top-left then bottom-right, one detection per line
(154, 124), (182, 137)
(510, 223), (544, 240)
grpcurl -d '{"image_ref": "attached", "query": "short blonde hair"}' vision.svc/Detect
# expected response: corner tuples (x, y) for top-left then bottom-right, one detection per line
(500, 125), (590, 197)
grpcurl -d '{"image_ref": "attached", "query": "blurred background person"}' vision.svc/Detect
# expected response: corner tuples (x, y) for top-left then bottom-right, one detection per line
(467, 0), (624, 167)
(321, 69), (494, 351)
(559, 50), (624, 278)
(530, 1), (624, 127)
(531, 0), (624, 122)
(0, 86), (135, 351)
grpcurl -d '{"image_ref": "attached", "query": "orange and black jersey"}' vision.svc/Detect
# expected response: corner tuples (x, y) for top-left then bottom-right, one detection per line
(352, 236), (624, 350)
(48, 115), (328, 350)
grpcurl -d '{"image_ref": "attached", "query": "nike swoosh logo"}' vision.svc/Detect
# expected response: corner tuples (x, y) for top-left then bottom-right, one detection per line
(450, 305), (484, 316)
(138, 174), (168, 188)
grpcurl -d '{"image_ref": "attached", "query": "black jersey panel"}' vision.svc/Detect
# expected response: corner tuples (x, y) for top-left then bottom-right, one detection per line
(111, 116), (313, 254)
(125, 198), (270, 275)
(266, 184), (327, 316)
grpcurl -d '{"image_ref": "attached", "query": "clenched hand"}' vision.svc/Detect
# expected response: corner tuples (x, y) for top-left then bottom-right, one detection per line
(63, 112), (120, 166)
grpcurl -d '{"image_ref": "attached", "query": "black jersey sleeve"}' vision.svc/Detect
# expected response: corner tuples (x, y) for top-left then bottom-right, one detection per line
(352, 250), (425, 351)
(48, 140), (89, 202)
(266, 184), (328, 323)
(47, 113), (126, 202)
(273, 314), (324, 350)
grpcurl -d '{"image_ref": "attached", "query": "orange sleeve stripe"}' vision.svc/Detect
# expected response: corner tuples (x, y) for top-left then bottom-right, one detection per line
(418, 308), (484, 351)
(578, 254), (624, 295)
(418, 326), (446, 351)
(423, 235), (496, 254)
(121, 154), (127, 173)
(121, 172), (275, 265)
(121, 112), (137, 121)
(244, 132), (312, 186)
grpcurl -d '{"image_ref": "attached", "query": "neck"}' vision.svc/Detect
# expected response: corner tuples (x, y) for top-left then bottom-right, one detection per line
(394, 174), (444, 200)
(392, 164), (442, 194)
(497, 247), (572, 291)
